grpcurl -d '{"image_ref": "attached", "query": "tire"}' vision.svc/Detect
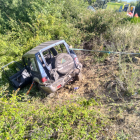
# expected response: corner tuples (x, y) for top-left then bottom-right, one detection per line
(55, 53), (74, 74)
(76, 73), (83, 81)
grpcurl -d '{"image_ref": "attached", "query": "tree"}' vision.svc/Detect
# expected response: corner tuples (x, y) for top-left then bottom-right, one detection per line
(135, 1), (140, 16)
(93, 0), (109, 9)
(87, 0), (96, 4)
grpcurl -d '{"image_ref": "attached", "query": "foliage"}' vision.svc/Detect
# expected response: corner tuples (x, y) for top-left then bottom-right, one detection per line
(130, 1), (137, 6)
(87, 0), (97, 4)
(76, 9), (127, 45)
(1, 0), (140, 139)
(130, 17), (140, 23)
(0, 0), (88, 67)
(0, 91), (108, 139)
(135, 1), (140, 16)
(93, 0), (110, 9)
(116, 131), (129, 140)
(107, 2), (123, 10)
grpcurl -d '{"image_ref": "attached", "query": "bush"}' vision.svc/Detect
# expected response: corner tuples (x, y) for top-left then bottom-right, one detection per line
(0, 0), (88, 68)
(0, 91), (108, 139)
(130, 17), (140, 23)
(135, 1), (140, 16)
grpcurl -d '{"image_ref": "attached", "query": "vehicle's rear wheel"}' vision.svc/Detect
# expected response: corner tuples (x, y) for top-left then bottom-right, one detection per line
(75, 73), (83, 81)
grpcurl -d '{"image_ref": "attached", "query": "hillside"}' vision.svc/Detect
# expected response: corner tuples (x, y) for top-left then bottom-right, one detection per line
(1, 0), (140, 139)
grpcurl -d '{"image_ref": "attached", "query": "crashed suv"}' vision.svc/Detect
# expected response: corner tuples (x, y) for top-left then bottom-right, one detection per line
(21, 40), (82, 94)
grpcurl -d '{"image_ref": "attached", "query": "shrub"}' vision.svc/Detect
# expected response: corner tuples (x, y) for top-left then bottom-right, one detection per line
(0, 0), (88, 68)
(0, 91), (108, 139)
(130, 17), (140, 23)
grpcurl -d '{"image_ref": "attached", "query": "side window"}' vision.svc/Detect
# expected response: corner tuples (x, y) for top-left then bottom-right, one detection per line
(43, 50), (54, 65)
(43, 50), (50, 58)
(55, 43), (67, 53)
(30, 58), (38, 72)
(60, 43), (67, 53)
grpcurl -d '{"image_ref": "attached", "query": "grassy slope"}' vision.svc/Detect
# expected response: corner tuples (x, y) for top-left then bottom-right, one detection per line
(1, 0), (140, 139)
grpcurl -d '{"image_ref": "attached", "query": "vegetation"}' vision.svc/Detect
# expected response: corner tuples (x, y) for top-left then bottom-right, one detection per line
(0, 0), (88, 67)
(0, 91), (109, 139)
(1, 0), (140, 139)
(135, 1), (140, 15)
(107, 2), (123, 9)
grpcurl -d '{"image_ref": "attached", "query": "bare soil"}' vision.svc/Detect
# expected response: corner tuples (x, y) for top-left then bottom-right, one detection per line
(40, 52), (140, 139)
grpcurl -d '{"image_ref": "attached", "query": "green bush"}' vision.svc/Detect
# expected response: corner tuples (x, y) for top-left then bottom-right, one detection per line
(130, 17), (140, 23)
(135, 1), (140, 16)
(0, 91), (108, 139)
(0, 0), (88, 68)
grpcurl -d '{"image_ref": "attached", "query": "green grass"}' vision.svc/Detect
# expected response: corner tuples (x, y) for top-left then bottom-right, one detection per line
(0, 91), (109, 139)
(130, 17), (140, 23)
(107, 2), (124, 10)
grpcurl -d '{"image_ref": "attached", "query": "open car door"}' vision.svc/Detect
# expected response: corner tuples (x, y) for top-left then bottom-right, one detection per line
(2, 61), (32, 90)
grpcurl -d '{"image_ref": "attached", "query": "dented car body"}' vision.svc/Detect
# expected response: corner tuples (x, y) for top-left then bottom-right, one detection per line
(22, 40), (82, 94)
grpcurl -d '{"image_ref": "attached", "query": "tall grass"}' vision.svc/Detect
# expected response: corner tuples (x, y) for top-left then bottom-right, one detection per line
(76, 9), (140, 96)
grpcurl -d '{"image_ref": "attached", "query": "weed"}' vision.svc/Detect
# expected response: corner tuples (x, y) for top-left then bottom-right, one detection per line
(0, 91), (109, 139)
(116, 130), (130, 140)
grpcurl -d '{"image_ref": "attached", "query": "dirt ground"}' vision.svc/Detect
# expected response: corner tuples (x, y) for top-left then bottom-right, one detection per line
(39, 52), (140, 140)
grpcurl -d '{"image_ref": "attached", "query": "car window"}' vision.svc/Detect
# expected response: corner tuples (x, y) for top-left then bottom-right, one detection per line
(42, 49), (54, 66)
(55, 43), (67, 53)
(30, 58), (38, 72)
(43, 50), (51, 57)
(41, 44), (68, 66)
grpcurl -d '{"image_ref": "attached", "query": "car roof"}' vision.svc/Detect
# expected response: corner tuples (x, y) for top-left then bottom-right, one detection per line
(23, 40), (65, 57)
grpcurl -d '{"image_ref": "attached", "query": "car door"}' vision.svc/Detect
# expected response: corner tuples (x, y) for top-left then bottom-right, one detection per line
(28, 57), (41, 80)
